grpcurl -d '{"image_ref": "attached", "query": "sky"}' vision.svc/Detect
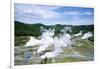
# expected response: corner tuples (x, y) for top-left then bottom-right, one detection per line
(15, 3), (94, 25)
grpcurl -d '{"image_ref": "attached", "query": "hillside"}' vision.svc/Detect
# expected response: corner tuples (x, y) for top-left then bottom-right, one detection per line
(15, 21), (94, 36)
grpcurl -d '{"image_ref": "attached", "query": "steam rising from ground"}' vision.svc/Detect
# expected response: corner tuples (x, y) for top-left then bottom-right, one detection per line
(81, 32), (93, 39)
(25, 27), (93, 61)
(74, 31), (82, 37)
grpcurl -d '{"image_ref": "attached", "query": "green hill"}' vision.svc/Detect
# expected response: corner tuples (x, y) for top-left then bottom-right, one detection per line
(15, 21), (94, 36)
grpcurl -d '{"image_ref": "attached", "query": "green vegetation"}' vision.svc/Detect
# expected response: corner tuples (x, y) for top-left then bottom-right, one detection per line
(15, 21), (94, 36)
(15, 36), (94, 65)
(14, 21), (94, 65)
(15, 21), (94, 46)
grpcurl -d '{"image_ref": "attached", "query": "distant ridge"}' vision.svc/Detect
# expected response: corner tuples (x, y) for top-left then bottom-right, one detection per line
(15, 21), (94, 36)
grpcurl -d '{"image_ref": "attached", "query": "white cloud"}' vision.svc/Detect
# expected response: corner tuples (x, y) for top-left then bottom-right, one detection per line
(83, 12), (93, 15)
(15, 4), (94, 25)
(15, 4), (61, 19)
(63, 11), (93, 16)
(63, 11), (81, 15)
(34, 7), (60, 19)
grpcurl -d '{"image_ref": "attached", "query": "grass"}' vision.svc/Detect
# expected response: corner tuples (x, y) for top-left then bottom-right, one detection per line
(55, 57), (87, 63)
(14, 36), (94, 65)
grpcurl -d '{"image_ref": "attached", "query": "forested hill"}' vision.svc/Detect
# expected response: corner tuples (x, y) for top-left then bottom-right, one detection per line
(15, 21), (94, 36)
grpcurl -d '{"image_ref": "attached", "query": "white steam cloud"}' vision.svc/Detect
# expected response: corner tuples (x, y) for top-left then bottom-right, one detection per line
(25, 27), (93, 60)
(81, 32), (93, 39)
(74, 31), (82, 37)
(25, 27), (73, 59)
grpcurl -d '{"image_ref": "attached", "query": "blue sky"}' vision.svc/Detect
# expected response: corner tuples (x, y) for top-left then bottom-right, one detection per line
(15, 3), (94, 25)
